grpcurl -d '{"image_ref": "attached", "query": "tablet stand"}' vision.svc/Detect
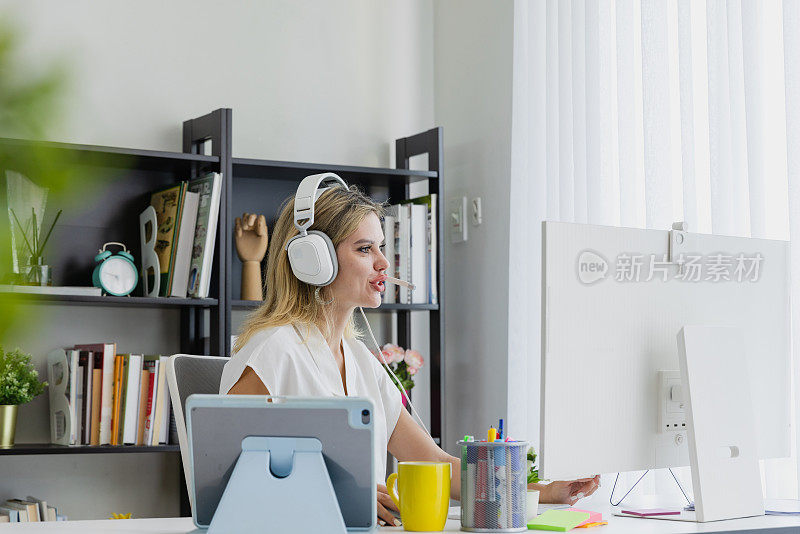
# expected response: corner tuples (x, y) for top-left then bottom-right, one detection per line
(208, 436), (346, 534)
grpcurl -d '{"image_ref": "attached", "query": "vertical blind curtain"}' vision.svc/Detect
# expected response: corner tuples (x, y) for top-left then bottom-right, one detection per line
(512, 0), (798, 499)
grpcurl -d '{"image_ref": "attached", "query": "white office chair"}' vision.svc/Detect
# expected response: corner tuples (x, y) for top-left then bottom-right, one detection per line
(164, 354), (228, 513)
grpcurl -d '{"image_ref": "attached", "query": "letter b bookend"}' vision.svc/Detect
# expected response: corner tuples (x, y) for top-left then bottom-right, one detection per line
(208, 436), (346, 534)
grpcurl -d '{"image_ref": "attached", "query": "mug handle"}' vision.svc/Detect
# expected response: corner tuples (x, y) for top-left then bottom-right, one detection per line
(385, 472), (401, 510)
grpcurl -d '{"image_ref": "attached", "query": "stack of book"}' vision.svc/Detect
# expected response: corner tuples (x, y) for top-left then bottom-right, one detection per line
(382, 194), (438, 305)
(47, 344), (172, 447)
(149, 172), (222, 299)
(0, 496), (66, 522)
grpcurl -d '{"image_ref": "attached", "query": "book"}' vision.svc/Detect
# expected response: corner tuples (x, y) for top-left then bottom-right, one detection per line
(142, 357), (160, 445)
(405, 194), (437, 304)
(0, 514), (8, 523)
(151, 355), (169, 445)
(0, 285), (101, 296)
(25, 497), (50, 522)
(169, 190), (200, 297)
(136, 368), (150, 445)
(90, 357), (102, 445)
(408, 203), (428, 304)
(75, 363), (84, 444)
(110, 354), (124, 445)
(76, 343), (116, 444)
(122, 354), (142, 444)
(398, 205), (411, 303)
(150, 182), (186, 297)
(79, 351), (93, 444)
(187, 172), (222, 298)
(0, 505), (19, 522)
(3, 502), (29, 522)
(160, 356), (172, 445)
(6, 500), (39, 522)
(382, 214), (396, 304)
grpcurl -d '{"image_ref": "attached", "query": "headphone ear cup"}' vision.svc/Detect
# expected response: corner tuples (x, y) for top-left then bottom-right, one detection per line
(287, 231), (338, 286)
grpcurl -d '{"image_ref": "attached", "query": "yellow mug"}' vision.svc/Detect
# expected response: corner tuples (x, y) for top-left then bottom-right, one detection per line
(386, 461), (450, 531)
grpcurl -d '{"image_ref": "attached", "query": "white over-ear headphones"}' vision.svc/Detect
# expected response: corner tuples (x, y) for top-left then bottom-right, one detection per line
(285, 172), (348, 286)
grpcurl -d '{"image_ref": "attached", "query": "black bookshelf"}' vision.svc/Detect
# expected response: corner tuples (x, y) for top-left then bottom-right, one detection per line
(0, 293), (217, 308)
(232, 157), (437, 185)
(231, 299), (439, 312)
(0, 108), (445, 514)
(0, 443), (180, 455)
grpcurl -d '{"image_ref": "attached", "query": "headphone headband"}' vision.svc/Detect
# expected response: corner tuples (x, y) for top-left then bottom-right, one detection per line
(293, 173), (347, 235)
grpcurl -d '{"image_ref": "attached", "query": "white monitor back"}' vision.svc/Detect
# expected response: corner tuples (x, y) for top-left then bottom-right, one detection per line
(540, 221), (791, 480)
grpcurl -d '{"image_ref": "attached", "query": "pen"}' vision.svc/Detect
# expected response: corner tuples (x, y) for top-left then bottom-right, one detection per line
(498, 419), (504, 440)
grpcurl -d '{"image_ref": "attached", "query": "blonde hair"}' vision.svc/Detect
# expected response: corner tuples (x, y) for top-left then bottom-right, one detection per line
(233, 184), (385, 353)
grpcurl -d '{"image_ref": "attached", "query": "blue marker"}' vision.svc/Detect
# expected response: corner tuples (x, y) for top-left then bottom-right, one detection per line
(498, 419), (504, 440)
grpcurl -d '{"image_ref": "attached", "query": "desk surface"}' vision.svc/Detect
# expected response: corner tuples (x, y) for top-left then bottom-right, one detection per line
(1, 513), (799, 533)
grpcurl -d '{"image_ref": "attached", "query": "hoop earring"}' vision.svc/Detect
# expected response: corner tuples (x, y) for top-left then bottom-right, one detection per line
(315, 286), (334, 305)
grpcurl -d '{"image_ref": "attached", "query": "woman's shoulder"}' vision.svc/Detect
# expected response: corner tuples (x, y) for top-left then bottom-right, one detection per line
(233, 323), (302, 359)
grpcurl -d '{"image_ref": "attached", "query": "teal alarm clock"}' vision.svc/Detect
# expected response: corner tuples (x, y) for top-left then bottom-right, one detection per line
(92, 242), (138, 296)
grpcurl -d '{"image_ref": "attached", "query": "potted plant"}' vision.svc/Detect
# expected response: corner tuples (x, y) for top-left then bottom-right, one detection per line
(527, 446), (542, 521)
(0, 347), (47, 446)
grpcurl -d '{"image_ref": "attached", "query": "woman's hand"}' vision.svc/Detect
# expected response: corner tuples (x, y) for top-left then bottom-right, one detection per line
(377, 483), (402, 527)
(532, 475), (600, 505)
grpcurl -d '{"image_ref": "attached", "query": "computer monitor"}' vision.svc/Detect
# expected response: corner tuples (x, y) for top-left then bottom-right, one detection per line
(540, 221), (791, 480)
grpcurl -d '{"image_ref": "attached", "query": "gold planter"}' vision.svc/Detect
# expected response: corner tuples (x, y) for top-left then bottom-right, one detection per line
(0, 405), (18, 447)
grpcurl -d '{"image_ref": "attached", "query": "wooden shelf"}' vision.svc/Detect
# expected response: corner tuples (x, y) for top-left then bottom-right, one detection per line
(0, 293), (218, 308)
(0, 137), (219, 173)
(0, 443), (180, 455)
(232, 157), (437, 185)
(231, 299), (438, 312)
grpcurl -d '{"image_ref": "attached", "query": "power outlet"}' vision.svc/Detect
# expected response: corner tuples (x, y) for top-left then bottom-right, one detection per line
(658, 370), (687, 433)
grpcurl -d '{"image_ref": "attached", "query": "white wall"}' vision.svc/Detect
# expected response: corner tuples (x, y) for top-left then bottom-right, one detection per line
(6, 0), (433, 165)
(433, 0), (516, 454)
(1, 0), (434, 519)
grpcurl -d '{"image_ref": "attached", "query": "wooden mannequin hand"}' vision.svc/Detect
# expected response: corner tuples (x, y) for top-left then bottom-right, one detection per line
(234, 213), (269, 262)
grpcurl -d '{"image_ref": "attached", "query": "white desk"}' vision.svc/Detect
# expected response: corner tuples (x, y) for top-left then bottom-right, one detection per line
(1, 512), (799, 533)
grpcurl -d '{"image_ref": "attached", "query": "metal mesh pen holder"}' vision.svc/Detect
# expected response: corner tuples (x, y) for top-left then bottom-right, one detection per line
(459, 440), (528, 532)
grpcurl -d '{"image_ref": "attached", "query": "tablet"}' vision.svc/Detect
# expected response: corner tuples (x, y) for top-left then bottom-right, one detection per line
(186, 394), (375, 530)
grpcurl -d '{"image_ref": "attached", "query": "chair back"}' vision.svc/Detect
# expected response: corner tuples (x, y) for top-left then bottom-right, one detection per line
(165, 354), (228, 512)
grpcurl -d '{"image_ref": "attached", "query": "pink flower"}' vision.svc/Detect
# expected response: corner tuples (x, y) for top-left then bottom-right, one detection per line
(408, 366), (418, 375)
(381, 343), (406, 364)
(404, 349), (424, 370)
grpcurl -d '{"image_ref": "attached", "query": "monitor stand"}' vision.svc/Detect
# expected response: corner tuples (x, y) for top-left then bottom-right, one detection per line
(615, 326), (765, 523)
(208, 436), (347, 534)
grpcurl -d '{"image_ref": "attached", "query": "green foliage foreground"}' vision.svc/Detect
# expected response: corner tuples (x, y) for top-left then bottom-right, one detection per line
(0, 346), (47, 405)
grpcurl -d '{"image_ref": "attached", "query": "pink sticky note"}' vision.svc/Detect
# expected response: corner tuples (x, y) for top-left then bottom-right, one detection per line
(621, 508), (681, 517)
(567, 508), (603, 526)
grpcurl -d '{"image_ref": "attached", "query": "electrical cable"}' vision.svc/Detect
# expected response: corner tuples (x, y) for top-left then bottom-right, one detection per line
(358, 306), (431, 438)
(668, 468), (693, 505)
(609, 470), (649, 507)
(609, 468), (694, 507)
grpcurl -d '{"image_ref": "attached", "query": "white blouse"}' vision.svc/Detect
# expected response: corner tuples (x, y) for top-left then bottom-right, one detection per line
(219, 323), (402, 484)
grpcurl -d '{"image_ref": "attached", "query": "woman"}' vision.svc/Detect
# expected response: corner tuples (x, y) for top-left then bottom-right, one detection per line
(220, 182), (599, 526)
